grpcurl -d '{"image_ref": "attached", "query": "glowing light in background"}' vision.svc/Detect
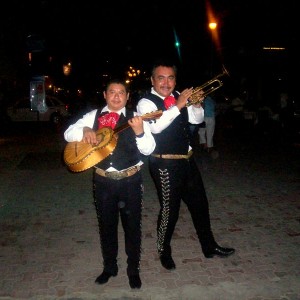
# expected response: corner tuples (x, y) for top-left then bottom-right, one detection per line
(173, 27), (181, 62)
(63, 62), (72, 76)
(126, 66), (141, 84)
(206, 0), (220, 51)
(206, 0), (224, 75)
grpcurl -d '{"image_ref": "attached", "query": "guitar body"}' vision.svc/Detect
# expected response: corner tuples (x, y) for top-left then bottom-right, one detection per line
(64, 127), (117, 172)
(63, 110), (163, 172)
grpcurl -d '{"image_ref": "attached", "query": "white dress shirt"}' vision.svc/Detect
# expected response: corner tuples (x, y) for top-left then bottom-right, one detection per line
(136, 87), (204, 134)
(64, 106), (156, 157)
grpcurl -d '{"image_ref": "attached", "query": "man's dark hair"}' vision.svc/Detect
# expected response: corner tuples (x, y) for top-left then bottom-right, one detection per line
(151, 59), (178, 77)
(105, 78), (128, 92)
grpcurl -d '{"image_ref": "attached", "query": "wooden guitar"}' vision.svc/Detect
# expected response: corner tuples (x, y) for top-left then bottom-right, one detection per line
(63, 110), (162, 172)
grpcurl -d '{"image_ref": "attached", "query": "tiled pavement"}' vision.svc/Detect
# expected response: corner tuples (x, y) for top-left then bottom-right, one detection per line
(0, 127), (299, 300)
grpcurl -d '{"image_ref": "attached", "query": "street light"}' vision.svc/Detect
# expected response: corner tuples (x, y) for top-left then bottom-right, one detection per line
(208, 22), (217, 77)
(209, 22), (217, 31)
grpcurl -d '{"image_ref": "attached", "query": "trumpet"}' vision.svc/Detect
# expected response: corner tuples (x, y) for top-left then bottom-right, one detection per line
(186, 67), (229, 107)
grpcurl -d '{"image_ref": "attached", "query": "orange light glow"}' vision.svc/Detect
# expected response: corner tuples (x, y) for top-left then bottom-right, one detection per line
(209, 22), (217, 30)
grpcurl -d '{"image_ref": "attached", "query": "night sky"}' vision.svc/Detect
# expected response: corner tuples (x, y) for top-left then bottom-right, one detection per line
(0, 0), (298, 91)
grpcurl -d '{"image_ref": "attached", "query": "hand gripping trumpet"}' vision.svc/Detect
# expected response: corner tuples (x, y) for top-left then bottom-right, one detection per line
(186, 66), (230, 107)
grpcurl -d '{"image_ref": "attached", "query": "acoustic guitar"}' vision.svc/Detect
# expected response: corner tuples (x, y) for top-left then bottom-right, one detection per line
(63, 110), (162, 172)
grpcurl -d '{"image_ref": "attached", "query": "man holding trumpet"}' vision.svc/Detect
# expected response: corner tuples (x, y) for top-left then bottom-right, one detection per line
(137, 59), (235, 271)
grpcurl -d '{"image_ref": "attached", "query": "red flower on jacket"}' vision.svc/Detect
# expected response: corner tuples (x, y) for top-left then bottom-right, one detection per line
(164, 96), (176, 110)
(98, 112), (120, 129)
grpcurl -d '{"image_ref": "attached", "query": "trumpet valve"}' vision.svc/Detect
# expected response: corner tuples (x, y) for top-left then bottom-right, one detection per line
(187, 90), (205, 106)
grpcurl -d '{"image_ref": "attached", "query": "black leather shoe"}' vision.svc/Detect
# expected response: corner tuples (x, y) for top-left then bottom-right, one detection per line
(203, 246), (235, 258)
(95, 271), (117, 284)
(160, 255), (176, 270)
(129, 275), (142, 289)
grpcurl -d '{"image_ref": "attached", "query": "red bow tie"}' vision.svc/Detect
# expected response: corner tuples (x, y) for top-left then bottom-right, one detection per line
(164, 96), (176, 109)
(98, 112), (120, 129)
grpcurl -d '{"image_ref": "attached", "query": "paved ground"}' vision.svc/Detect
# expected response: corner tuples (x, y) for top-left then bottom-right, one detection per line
(0, 123), (299, 300)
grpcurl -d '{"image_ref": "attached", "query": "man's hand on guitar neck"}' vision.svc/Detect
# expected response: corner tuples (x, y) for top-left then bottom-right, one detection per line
(83, 127), (98, 145)
(128, 116), (144, 137)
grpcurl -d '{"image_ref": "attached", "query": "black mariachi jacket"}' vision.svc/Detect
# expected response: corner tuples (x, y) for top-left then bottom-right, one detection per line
(143, 91), (190, 155)
(92, 107), (140, 170)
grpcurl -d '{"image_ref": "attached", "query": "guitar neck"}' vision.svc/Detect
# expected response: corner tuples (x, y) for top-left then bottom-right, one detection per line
(114, 123), (130, 135)
(113, 110), (162, 135)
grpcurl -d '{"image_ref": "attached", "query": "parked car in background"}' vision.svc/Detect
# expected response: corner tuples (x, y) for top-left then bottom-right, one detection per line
(6, 95), (71, 125)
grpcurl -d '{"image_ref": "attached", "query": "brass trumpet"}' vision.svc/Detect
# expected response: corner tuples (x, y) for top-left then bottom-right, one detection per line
(186, 67), (229, 106)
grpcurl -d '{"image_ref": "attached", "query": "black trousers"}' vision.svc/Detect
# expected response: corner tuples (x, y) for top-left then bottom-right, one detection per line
(149, 155), (216, 257)
(93, 171), (143, 276)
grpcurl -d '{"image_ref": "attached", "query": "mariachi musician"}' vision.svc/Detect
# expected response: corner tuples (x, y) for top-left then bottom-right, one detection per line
(64, 78), (156, 289)
(137, 60), (235, 271)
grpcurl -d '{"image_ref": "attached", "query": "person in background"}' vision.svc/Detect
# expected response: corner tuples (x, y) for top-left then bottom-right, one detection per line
(199, 95), (216, 153)
(230, 93), (244, 134)
(64, 79), (156, 289)
(279, 92), (294, 132)
(137, 60), (235, 271)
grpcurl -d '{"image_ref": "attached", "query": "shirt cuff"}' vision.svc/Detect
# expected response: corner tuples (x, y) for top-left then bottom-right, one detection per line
(135, 132), (145, 138)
